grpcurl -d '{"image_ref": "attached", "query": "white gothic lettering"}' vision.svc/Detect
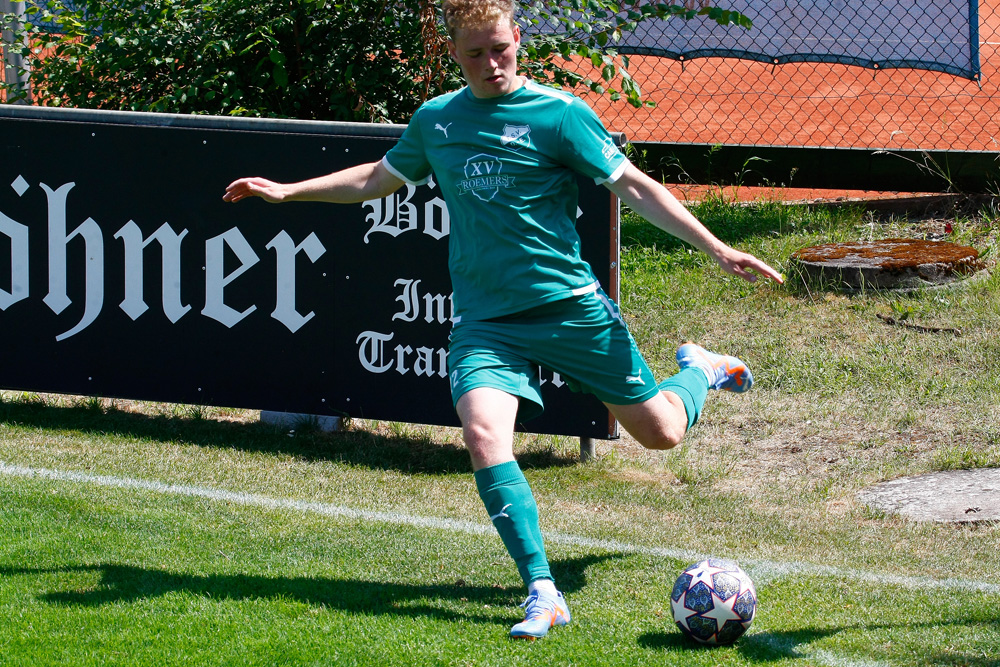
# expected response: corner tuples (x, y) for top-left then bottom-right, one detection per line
(362, 178), (450, 243)
(0, 177), (328, 340)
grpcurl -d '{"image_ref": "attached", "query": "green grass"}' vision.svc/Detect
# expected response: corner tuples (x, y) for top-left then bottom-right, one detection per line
(1, 195), (999, 666)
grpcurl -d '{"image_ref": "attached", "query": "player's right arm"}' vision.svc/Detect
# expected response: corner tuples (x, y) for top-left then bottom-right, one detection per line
(222, 160), (404, 205)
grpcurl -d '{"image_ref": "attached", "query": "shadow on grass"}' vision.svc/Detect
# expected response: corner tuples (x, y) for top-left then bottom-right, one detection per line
(2, 553), (618, 628)
(0, 396), (580, 476)
(639, 620), (1000, 666)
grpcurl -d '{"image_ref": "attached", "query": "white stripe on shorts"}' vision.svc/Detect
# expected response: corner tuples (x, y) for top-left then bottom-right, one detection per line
(593, 288), (624, 325)
(571, 281), (599, 296)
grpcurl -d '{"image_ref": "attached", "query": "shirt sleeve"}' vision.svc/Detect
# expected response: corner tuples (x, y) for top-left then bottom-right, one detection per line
(557, 97), (628, 184)
(383, 107), (434, 186)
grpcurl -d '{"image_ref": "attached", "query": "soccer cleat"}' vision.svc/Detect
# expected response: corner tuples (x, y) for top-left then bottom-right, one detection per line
(509, 590), (571, 640)
(676, 343), (753, 393)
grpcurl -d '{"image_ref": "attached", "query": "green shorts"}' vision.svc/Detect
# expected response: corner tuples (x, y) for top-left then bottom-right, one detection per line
(447, 289), (660, 422)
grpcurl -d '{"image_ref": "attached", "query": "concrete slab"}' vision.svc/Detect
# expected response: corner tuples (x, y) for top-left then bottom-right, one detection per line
(260, 410), (341, 433)
(857, 468), (1000, 524)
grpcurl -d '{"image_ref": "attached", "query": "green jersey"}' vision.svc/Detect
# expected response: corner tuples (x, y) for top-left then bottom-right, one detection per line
(383, 80), (628, 322)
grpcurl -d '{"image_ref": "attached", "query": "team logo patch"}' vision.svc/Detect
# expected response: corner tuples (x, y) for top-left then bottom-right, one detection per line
(500, 124), (532, 150)
(457, 153), (515, 202)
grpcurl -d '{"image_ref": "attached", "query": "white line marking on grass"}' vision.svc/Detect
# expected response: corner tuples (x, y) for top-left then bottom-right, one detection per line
(811, 649), (892, 667)
(749, 636), (892, 667)
(3, 461), (999, 599)
(0, 461), (497, 537)
(546, 532), (1000, 595)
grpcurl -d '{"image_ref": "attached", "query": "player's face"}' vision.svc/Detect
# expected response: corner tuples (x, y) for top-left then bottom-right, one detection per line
(448, 19), (522, 99)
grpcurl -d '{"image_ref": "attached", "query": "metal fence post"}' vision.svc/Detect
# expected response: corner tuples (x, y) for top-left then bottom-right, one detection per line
(580, 437), (596, 462)
(1, 0), (30, 103)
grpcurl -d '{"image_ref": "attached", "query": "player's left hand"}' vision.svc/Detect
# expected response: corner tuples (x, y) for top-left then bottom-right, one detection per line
(714, 247), (784, 284)
(222, 177), (289, 204)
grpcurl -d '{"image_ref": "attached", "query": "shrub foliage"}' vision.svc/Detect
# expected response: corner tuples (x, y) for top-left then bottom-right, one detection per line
(2, 0), (749, 122)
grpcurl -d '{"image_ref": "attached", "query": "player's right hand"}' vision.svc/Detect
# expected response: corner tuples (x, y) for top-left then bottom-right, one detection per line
(222, 177), (288, 204)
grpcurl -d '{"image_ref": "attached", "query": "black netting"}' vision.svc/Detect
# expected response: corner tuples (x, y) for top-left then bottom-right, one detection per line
(617, 1), (980, 79)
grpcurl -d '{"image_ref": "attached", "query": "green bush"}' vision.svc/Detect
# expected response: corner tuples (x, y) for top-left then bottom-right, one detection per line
(6, 0), (461, 122)
(2, 1), (750, 121)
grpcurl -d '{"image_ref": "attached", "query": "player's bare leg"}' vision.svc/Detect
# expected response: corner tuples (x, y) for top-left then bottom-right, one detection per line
(606, 391), (688, 450)
(607, 343), (754, 450)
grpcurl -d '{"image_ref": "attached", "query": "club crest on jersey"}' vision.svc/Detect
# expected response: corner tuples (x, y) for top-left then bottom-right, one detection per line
(500, 124), (532, 150)
(457, 153), (515, 202)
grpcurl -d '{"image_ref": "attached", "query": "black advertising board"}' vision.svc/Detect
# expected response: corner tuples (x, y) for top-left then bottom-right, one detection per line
(0, 106), (620, 438)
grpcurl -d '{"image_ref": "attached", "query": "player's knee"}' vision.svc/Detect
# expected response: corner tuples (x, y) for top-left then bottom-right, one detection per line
(636, 424), (685, 451)
(626, 422), (686, 450)
(463, 420), (493, 446)
(609, 398), (687, 451)
(462, 421), (507, 456)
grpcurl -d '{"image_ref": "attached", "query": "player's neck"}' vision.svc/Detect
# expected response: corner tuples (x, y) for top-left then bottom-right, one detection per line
(466, 75), (525, 100)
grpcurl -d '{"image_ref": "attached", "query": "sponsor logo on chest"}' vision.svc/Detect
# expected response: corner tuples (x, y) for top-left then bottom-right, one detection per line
(457, 153), (515, 202)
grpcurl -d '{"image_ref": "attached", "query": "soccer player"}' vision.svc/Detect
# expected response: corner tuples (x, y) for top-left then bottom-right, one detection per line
(224, 0), (783, 640)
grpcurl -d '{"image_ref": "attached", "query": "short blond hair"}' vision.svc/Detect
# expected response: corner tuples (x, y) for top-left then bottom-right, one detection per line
(441, 0), (516, 38)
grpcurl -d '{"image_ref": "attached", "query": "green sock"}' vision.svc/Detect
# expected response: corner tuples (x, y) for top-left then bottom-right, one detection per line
(474, 461), (552, 586)
(658, 367), (710, 430)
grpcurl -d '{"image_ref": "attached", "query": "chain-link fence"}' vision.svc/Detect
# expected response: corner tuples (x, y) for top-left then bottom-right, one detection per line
(6, 1), (998, 154)
(587, 0), (998, 153)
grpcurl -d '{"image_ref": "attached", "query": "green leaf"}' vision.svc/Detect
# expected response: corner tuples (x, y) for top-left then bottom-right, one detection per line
(272, 63), (288, 88)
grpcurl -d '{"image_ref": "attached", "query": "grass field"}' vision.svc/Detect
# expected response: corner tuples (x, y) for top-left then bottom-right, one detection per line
(1, 195), (998, 666)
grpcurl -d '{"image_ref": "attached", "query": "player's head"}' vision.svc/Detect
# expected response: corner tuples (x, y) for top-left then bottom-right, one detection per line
(441, 0), (516, 39)
(442, 0), (522, 99)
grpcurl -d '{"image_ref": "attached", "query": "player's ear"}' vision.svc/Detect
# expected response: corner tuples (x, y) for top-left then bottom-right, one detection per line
(446, 38), (457, 60)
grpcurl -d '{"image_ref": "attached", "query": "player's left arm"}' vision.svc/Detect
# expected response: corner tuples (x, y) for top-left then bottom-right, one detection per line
(606, 163), (784, 284)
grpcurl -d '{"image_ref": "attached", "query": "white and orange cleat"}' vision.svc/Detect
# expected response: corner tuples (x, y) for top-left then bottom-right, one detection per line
(509, 589), (571, 640)
(676, 342), (753, 393)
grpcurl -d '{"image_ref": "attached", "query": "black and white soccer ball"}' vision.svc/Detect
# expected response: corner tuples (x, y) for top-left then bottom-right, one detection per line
(670, 558), (757, 645)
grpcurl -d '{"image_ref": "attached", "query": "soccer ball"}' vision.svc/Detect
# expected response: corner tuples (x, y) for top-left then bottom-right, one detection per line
(670, 558), (757, 645)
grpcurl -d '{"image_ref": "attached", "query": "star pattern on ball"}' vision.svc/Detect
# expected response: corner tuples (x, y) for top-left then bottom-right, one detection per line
(699, 587), (745, 626)
(670, 559), (757, 646)
(687, 561), (733, 589)
(669, 591), (691, 624)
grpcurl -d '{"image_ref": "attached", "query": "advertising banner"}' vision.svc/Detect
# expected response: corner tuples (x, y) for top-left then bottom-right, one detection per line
(0, 107), (620, 438)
